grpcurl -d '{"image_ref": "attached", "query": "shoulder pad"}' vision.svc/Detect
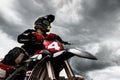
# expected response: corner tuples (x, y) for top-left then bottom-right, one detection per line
(46, 33), (57, 40)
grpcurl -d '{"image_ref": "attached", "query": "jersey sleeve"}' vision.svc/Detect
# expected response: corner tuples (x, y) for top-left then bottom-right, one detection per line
(17, 29), (36, 43)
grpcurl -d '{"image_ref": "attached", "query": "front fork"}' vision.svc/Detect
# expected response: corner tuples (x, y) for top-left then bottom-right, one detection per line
(63, 60), (84, 80)
(46, 60), (84, 80)
(46, 61), (56, 80)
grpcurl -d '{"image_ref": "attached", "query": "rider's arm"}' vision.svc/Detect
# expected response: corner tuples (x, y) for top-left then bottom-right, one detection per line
(46, 33), (70, 45)
(56, 35), (71, 45)
(17, 29), (36, 43)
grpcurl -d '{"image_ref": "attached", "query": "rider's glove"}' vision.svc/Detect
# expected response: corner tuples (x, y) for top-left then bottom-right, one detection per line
(32, 32), (44, 42)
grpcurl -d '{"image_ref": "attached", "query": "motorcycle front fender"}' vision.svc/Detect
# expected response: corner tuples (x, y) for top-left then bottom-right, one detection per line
(67, 48), (97, 60)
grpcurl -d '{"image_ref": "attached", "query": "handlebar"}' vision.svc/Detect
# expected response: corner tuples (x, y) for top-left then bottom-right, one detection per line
(62, 41), (71, 45)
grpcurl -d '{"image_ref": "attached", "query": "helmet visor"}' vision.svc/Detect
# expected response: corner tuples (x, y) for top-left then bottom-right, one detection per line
(42, 20), (50, 26)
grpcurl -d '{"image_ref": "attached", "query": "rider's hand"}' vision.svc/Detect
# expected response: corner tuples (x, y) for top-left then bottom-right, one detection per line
(32, 32), (44, 42)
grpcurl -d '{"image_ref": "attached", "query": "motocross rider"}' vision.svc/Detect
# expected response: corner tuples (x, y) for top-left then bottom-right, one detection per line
(2, 14), (69, 66)
(1, 14), (70, 80)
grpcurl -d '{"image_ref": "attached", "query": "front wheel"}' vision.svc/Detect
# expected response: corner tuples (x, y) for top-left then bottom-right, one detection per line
(29, 56), (56, 80)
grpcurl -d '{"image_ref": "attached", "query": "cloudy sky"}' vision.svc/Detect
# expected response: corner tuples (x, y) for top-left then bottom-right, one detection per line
(1, 0), (120, 80)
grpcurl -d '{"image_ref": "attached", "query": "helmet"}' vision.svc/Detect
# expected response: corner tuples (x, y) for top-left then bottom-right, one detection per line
(46, 14), (55, 23)
(34, 14), (55, 32)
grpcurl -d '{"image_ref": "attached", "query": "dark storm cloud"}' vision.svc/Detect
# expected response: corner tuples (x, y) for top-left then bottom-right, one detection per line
(70, 45), (117, 73)
(83, 0), (120, 18)
(13, 0), (44, 24)
(50, 0), (120, 49)
(0, 0), (57, 39)
(1, 0), (120, 40)
(84, 0), (120, 50)
(13, 0), (57, 26)
(0, 14), (24, 39)
(81, 0), (120, 32)
(67, 0), (120, 77)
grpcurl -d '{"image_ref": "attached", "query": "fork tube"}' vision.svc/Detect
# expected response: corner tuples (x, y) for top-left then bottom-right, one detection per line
(46, 61), (56, 80)
(64, 60), (75, 80)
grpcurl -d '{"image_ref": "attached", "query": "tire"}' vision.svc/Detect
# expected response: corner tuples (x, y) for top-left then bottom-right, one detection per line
(29, 56), (55, 80)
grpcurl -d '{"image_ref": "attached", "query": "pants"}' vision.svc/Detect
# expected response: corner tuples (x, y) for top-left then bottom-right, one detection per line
(2, 47), (28, 66)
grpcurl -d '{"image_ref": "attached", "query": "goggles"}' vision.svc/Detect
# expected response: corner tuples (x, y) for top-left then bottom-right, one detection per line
(42, 20), (50, 26)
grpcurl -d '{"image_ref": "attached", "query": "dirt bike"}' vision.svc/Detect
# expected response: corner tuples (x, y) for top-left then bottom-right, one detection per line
(0, 40), (97, 80)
